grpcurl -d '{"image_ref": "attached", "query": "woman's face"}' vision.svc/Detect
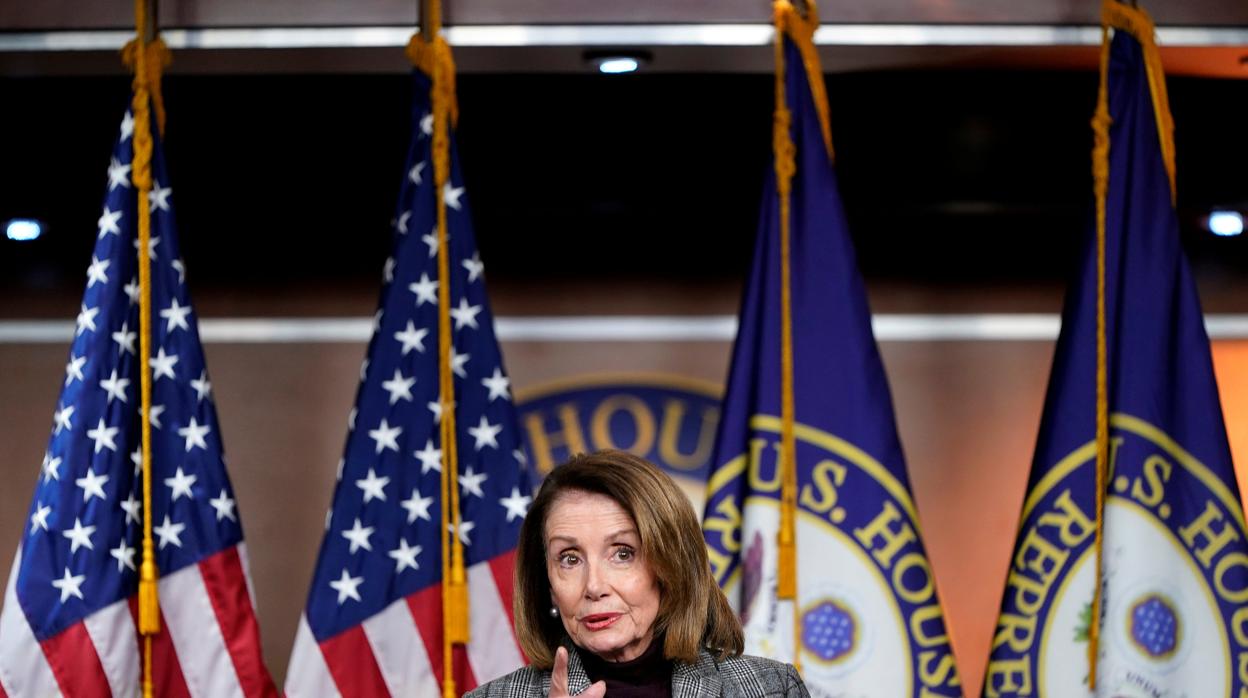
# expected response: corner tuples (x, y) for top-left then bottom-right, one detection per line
(545, 490), (660, 663)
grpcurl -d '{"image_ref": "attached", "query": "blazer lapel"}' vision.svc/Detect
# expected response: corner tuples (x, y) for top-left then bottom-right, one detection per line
(671, 650), (721, 698)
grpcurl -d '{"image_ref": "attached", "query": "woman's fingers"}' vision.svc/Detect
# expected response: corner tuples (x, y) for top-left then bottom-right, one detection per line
(551, 648), (603, 697)
(550, 647), (570, 697)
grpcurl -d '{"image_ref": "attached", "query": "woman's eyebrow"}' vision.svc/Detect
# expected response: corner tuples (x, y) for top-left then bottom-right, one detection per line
(548, 527), (639, 545)
(605, 528), (639, 542)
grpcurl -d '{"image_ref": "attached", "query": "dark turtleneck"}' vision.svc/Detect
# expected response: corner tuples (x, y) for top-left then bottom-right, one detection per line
(578, 637), (673, 698)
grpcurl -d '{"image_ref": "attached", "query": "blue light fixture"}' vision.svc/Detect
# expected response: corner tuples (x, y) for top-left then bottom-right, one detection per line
(585, 51), (650, 75)
(1207, 210), (1244, 237)
(596, 57), (640, 74)
(5, 218), (43, 242)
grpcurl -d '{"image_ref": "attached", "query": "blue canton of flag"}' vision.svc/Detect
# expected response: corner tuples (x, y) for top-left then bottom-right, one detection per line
(285, 69), (532, 697)
(700, 25), (961, 698)
(0, 99), (276, 697)
(985, 5), (1248, 697)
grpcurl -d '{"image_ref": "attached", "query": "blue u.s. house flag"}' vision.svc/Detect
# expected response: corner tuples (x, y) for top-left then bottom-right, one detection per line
(285, 66), (532, 696)
(701, 8), (960, 696)
(985, 5), (1248, 697)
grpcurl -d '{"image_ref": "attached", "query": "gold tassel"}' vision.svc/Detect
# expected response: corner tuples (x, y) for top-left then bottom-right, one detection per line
(138, 542), (160, 634)
(445, 570), (471, 642)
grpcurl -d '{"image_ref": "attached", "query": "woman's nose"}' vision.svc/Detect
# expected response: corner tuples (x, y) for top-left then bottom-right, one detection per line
(583, 560), (609, 599)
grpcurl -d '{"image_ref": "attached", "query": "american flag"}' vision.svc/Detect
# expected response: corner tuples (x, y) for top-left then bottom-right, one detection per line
(0, 98), (277, 696)
(284, 69), (532, 696)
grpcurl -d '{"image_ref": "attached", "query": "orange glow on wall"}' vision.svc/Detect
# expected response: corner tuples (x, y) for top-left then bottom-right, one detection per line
(1214, 341), (1248, 513)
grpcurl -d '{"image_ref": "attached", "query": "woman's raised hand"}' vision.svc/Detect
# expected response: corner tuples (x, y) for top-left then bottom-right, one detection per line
(549, 647), (606, 698)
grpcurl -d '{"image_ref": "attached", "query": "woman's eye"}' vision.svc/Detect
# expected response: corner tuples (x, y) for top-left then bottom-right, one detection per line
(558, 553), (580, 567)
(614, 547), (634, 562)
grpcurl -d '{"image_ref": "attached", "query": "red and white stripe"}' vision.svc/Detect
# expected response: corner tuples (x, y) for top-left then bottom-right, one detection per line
(1, 549), (60, 698)
(0, 544), (276, 698)
(285, 552), (524, 697)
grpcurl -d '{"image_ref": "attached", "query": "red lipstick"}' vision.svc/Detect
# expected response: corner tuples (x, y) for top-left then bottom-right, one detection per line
(581, 613), (621, 631)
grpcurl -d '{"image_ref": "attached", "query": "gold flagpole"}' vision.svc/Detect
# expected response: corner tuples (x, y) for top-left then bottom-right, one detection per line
(771, 0), (834, 675)
(1087, 17), (1111, 687)
(771, 1), (800, 672)
(411, 1), (468, 694)
(1086, 1), (1177, 688)
(122, 1), (171, 695)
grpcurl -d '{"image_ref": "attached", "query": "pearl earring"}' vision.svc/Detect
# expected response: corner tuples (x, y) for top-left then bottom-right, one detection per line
(549, 606), (559, 618)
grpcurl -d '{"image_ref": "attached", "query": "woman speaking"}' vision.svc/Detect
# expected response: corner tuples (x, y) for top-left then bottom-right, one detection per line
(468, 450), (808, 697)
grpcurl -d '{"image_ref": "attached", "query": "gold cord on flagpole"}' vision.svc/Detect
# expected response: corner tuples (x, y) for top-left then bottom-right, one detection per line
(772, 0), (801, 675)
(1087, 2), (1176, 687)
(773, 0), (832, 161)
(771, 0), (835, 674)
(409, 8), (467, 695)
(1087, 20), (1111, 689)
(122, 2), (169, 696)
(1101, 1), (1176, 200)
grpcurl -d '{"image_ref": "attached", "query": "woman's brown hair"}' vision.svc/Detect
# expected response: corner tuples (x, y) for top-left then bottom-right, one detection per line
(513, 449), (744, 668)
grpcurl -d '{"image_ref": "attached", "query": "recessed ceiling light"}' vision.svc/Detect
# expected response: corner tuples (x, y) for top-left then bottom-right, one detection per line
(1207, 210), (1244, 237)
(598, 57), (640, 74)
(5, 218), (43, 242)
(584, 50), (651, 75)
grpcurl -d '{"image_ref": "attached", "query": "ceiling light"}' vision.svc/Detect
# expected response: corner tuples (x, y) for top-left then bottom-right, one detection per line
(5, 218), (42, 242)
(584, 50), (651, 75)
(1207, 210), (1244, 237)
(597, 57), (639, 74)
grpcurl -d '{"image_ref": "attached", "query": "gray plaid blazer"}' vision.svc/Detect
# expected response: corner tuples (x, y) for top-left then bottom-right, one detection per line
(464, 644), (808, 698)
